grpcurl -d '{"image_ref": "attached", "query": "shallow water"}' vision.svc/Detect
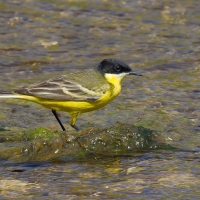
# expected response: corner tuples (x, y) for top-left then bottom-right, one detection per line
(0, 0), (200, 199)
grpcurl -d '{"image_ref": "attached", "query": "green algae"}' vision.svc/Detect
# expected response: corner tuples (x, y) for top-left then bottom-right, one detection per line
(0, 123), (175, 161)
(23, 127), (60, 141)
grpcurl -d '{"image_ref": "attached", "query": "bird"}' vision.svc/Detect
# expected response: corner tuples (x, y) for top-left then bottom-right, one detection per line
(0, 59), (142, 131)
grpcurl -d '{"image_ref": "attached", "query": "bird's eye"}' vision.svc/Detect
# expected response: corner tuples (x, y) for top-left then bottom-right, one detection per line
(115, 66), (121, 72)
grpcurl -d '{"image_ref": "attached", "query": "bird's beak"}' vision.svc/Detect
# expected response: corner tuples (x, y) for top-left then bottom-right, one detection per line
(129, 70), (143, 76)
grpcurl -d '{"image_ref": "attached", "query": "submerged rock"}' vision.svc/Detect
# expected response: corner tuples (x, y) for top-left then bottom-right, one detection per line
(0, 123), (175, 161)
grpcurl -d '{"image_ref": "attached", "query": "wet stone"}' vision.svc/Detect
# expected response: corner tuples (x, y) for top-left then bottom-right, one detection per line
(0, 123), (174, 161)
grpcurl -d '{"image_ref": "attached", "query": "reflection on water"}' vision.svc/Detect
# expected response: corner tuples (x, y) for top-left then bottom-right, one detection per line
(0, 0), (200, 199)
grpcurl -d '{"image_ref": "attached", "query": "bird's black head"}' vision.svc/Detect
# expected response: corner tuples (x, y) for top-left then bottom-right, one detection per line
(97, 59), (142, 76)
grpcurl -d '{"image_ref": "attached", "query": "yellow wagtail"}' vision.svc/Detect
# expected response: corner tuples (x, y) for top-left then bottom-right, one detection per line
(0, 59), (142, 131)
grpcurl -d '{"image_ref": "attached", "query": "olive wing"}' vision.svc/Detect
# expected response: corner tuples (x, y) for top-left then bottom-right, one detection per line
(14, 76), (108, 101)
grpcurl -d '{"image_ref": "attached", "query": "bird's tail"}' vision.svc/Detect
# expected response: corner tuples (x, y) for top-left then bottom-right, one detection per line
(0, 91), (17, 99)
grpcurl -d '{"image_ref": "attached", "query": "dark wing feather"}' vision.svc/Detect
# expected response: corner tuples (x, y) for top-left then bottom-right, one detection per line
(14, 76), (104, 101)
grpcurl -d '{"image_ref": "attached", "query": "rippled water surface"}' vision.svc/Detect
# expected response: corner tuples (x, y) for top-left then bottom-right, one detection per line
(0, 0), (200, 199)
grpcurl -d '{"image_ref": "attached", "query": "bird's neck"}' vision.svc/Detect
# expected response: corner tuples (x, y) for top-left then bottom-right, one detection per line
(104, 73), (127, 85)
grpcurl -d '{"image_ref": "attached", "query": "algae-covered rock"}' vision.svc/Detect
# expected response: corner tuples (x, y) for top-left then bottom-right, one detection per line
(76, 123), (171, 154)
(23, 127), (60, 141)
(0, 123), (176, 161)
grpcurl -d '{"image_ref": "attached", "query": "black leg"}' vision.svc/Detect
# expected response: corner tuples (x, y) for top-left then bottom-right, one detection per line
(71, 124), (79, 131)
(51, 110), (66, 131)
